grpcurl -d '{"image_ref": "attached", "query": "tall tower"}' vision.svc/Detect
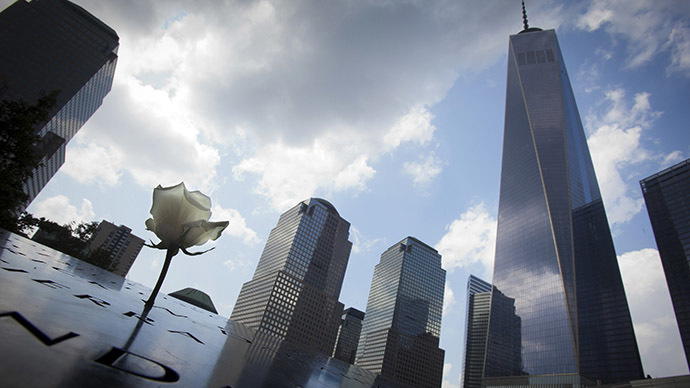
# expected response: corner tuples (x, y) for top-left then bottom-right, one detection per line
(356, 237), (446, 388)
(0, 0), (119, 205)
(641, 158), (690, 369)
(461, 275), (492, 388)
(231, 198), (352, 356)
(484, 6), (643, 385)
(332, 307), (365, 364)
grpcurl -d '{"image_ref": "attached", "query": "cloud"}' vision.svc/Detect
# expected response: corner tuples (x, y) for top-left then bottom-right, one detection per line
(443, 282), (455, 316)
(442, 363), (460, 388)
(577, 0), (690, 75)
(233, 138), (377, 211)
(63, 0), (569, 210)
(403, 152), (443, 187)
(585, 88), (681, 226)
(618, 248), (688, 377)
(29, 195), (96, 226)
(350, 226), (385, 255)
(62, 75), (221, 191)
(211, 205), (260, 246)
(435, 203), (496, 278)
(223, 254), (251, 273)
(383, 105), (436, 151)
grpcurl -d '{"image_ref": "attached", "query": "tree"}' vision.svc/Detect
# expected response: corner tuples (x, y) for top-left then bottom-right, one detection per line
(0, 92), (58, 233)
(20, 214), (113, 271)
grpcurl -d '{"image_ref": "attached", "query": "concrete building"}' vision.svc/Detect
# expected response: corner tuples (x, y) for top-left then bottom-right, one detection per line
(88, 220), (144, 277)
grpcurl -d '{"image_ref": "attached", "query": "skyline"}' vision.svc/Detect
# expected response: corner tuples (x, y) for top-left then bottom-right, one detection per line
(5, 0), (690, 386)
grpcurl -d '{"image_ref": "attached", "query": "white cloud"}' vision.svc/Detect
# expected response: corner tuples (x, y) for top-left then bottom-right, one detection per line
(618, 248), (688, 376)
(233, 138), (377, 211)
(62, 141), (123, 187)
(383, 105), (436, 151)
(403, 152), (443, 187)
(211, 205), (260, 246)
(443, 282), (455, 316)
(62, 76), (221, 191)
(223, 254), (251, 272)
(29, 195), (95, 226)
(350, 227), (385, 255)
(577, 1), (690, 74)
(668, 24), (690, 76)
(585, 88), (681, 226)
(435, 203), (496, 278)
(442, 363), (460, 388)
(66, 0), (564, 210)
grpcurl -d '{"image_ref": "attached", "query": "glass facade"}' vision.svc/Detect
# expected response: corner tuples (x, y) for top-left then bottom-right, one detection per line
(641, 158), (690, 369)
(356, 237), (446, 388)
(484, 29), (643, 384)
(462, 275), (492, 388)
(231, 198), (352, 356)
(0, 0), (119, 206)
(333, 307), (365, 364)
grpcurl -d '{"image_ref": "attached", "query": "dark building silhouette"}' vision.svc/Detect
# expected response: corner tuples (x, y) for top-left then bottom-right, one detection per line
(231, 198), (352, 356)
(462, 275), (492, 388)
(170, 288), (218, 314)
(332, 307), (365, 364)
(0, 0), (118, 206)
(641, 158), (690, 369)
(88, 220), (144, 277)
(356, 237), (445, 388)
(484, 10), (643, 386)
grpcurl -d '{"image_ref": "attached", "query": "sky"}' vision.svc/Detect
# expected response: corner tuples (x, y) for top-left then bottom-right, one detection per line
(5, 0), (690, 386)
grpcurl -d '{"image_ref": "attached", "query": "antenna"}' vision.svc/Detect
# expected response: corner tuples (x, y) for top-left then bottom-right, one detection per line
(522, 0), (529, 31)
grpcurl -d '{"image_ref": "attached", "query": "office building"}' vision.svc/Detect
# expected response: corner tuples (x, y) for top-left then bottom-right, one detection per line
(641, 158), (690, 369)
(0, 0), (118, 205)
(88, 220), (144, 277)
(231, 198), (352, 356)
(356, 237), (445, 388)
(332, 307), (365, 364)
(483, 10), (643, 386)
(461, 275), (492, 388)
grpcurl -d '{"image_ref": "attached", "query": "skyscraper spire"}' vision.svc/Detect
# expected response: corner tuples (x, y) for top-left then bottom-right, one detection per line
(518, 0), (542, 33)
(522, 0), (529, 31)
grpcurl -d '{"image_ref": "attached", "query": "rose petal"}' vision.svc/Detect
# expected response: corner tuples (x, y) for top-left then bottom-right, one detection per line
(180, 220), (229, 248)
(150, 182), (211, 232)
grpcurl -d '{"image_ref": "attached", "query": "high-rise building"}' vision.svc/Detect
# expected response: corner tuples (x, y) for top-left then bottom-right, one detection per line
(231, 198), (352, 356)
(332, 307), (365, 364)
(0, 0), (118, 206)
(88, 220), (144, 277)
(483, 10), (643, 386)
(461, 275), (492, 388)
(356, 237), (445, 388)
(640, 158), (690, 369)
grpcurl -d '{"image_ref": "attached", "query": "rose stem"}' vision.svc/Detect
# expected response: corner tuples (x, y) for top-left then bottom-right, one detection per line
(145, 247), (177, 307)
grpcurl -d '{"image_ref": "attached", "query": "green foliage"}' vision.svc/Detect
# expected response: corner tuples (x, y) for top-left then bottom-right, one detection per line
(0, 92), (58, 233)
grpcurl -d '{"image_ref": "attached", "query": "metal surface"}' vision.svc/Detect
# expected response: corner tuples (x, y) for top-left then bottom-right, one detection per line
(0, 230), (404, 387)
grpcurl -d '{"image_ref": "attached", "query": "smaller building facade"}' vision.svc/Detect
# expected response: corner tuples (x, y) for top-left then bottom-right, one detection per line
(641, 158), (690, 369)
(462, 275), (492, 388)
(88, 220), (144, 276)
(356, 237), (446, 388)
(332, 307), (365, 364)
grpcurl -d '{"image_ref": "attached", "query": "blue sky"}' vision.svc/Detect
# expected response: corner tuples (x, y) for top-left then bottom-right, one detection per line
(9, 0), (690, 385)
